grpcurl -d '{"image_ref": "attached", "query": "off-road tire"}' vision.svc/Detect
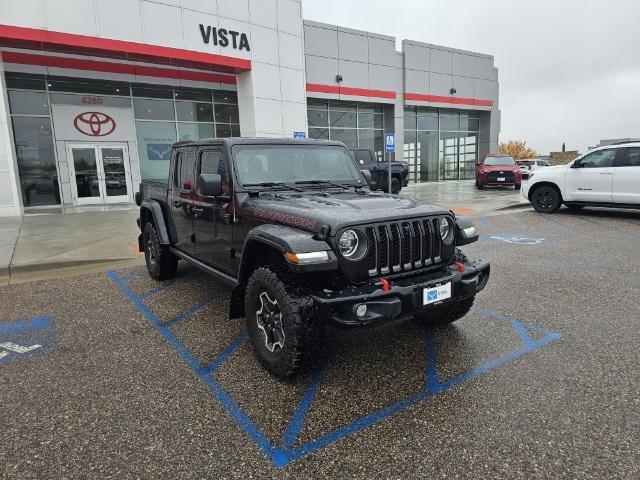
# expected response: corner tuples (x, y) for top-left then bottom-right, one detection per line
(476, 181), (484, 190)
(416, 297), (475, 328)
(391, 177), (401, 195)
(143, 222), (178, 280)
(531, 184), (562, 213)
(245, 267), (324, 379)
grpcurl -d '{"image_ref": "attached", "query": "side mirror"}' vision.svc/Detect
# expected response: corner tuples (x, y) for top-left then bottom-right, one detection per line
(361, 169), (372, 187)
(198, 173), (222, 196)
(571, 161), (581, 168)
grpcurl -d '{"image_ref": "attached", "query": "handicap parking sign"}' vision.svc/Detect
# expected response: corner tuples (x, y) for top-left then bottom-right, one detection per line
(385, 133), (395, 152)
(293, 131), (306, 139)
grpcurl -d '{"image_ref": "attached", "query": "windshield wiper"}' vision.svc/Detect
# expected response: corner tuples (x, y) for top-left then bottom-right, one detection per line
(243, 182), (304, 192)
(294, 180), (350, 190)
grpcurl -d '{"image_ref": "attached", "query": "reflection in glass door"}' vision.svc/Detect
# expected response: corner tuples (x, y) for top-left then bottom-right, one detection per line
(439, 133), (478, 180)
(67, 144), (131, 205)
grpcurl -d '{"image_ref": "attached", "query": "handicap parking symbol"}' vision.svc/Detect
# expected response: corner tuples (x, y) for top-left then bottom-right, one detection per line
(427, 290), (438, 301)
(0, 316), (56, 366)
(488, 232), (549, 245)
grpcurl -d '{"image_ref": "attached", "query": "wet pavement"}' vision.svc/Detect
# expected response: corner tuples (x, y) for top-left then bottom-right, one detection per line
(1, 207), (639, 479)
(401, 180), (527, 214)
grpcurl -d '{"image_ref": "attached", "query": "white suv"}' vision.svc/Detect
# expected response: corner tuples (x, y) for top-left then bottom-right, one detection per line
(522, 142), (640, 213)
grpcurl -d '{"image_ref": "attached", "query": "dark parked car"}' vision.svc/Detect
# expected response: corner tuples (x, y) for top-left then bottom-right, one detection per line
(349, 148), (409, 194)
(136, 138), (490, 379)
(475, 154), (522, 190)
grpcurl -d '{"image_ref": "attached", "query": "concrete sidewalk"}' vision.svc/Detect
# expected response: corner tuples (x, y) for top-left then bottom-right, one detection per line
(0, 208), (143, 285)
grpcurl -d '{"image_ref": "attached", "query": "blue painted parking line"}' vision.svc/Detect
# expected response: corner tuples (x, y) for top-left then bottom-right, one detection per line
(577, 215), (640, 242)
(164, 289), (229, 327)
(0, 315), (56, 366)
(538, 214), (594, 239)
(139, 270), (200, 299)
(108, 269), (561, 468)
(506, 213), (530, 229)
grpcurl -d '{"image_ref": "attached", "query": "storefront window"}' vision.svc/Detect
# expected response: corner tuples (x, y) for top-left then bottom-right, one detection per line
(136, 121), (177, 182)
(8, 91), (50, 116)
(214, 104), (240, 124)
(404, 107), (479, 182)
(176, 102), (214, 122)
(307, 100), (385, 159)
(133, 98), (175, 121)
(215, 124), (241, 138)
(11, 117), (59, 206)
(178, 123), (215, 141)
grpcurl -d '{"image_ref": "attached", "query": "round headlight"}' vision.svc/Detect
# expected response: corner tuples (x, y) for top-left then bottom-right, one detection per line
(338, 230), (359, 257)
(439, 218), (453, 244)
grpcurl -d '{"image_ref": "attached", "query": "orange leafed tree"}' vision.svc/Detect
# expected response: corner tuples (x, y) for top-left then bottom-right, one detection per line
(498, 140), (537, 160)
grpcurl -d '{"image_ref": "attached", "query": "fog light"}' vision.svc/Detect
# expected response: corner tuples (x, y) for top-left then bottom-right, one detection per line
(356, 304), (367, 318)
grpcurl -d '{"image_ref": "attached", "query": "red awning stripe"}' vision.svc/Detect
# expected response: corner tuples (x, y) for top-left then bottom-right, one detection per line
(1, 51), (236, 85)
(0, 24), (251, 74)
(306, 83), (396, 99)
(404, 92), (493, 107)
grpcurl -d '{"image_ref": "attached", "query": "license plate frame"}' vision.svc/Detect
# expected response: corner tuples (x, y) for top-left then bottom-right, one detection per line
(423, 282), (452, 306)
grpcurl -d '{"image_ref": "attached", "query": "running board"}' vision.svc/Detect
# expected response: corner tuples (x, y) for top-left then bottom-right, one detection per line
(169, 248), (237, 286)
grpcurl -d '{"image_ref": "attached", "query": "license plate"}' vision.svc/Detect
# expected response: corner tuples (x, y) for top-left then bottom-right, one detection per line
(423, 282), (452, 305)
(497, 177), (506, 181)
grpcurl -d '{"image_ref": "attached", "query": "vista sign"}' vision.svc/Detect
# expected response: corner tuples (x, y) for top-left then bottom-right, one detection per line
(199, 24), (251, 51)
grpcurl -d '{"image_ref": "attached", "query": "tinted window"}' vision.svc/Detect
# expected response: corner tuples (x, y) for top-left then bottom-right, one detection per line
(200, 150), (227, 179)
(618, 147), (640, 167)
(179, 149), (195, 189)
(484, 156), (515, 166)
(133, 98), (175, 120)
(353, 150), (372, 165)
(8, 91), (49, 115)
(579, 149), (616, 168)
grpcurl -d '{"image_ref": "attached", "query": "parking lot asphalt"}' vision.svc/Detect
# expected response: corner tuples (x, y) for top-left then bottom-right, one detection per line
(1, 207), (639, 479)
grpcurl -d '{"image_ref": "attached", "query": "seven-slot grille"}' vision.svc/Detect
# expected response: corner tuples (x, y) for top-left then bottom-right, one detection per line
(364, 218), (443, 277)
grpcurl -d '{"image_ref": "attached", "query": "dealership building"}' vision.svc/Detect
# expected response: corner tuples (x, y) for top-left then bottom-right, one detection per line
(0, 0), (500, 216)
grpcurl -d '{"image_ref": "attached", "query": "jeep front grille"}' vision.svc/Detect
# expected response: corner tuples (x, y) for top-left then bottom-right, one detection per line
(364, 218), (443, 277)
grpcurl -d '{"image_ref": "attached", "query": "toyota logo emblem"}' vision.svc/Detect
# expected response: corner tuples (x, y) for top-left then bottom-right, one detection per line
(73, 112), (116, 137)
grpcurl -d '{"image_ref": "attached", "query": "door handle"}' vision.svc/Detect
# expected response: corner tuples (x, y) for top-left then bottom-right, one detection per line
(599, 171), (612, 175)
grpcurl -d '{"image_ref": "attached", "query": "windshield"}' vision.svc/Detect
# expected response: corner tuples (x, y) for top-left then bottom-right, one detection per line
(484, 156), (515, 166)
(233, 145), (363, 186)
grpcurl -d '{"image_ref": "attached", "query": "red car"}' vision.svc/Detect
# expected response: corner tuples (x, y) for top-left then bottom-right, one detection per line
(475, 154), (522, 190)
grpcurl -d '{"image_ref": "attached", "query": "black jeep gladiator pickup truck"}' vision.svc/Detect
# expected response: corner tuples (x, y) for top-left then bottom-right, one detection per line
(136, 138), (490, 379)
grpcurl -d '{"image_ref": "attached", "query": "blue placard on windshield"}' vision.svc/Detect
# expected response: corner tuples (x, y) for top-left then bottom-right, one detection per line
(385, 133), (395, 152)
(293, 131), (306, 139)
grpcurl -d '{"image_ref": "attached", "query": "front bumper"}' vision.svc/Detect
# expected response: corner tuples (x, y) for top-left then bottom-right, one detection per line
(312, 259), (490, 327)
(521, 181), (532, 200)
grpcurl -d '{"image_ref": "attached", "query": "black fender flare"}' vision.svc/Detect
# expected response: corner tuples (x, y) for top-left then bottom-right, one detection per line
(140, 199), (171, 245)
(229, 225), (337, 319)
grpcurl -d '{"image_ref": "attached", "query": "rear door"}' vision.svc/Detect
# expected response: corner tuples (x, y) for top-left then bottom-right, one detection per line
(612, 147), (640, 204)
(169, 146), (197, 255)
(193, 148), (235, 273)
(564, 148), (617, 202)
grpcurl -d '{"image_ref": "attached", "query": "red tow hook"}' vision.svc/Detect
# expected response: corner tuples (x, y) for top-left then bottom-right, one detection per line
(378, 277), (391, 291)
(455, 261), (465, 273)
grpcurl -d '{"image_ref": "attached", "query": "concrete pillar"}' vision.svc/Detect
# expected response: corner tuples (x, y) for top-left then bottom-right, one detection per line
(238, 0), (308, 138)
(0, 53), (22, 217)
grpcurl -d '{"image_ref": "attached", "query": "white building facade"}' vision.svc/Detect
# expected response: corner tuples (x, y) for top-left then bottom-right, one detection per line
(0, 0), (499, 216)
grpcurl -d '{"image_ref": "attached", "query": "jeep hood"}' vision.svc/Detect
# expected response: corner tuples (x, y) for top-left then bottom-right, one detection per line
(238, 190), (450, 235)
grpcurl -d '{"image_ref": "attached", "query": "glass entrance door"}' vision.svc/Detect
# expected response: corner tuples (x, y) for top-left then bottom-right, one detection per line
(67, 143), (131, 205)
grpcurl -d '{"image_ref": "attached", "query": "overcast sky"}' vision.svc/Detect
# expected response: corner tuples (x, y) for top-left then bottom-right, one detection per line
(302, 0), (640, 154)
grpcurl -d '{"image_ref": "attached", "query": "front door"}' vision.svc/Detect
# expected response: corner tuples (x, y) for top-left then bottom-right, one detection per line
(193, 148), (234, 273)
(564, 148), (617, 203)
(67, 143), (131, 205)
(169, 146), (197, 255)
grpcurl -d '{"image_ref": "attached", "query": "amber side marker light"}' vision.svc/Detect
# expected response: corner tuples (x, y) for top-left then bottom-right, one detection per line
(284, 251), (330, 265)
